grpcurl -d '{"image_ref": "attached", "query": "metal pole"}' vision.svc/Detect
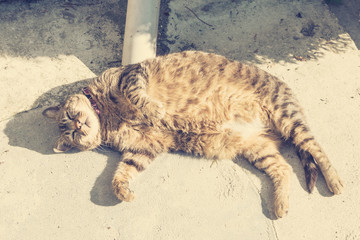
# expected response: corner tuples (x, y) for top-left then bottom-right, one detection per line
(122, 0), (161, 65)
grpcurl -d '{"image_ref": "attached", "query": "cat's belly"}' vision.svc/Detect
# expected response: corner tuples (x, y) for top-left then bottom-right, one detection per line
(173, 117), (266, 159)
(220, 118), (265, 139)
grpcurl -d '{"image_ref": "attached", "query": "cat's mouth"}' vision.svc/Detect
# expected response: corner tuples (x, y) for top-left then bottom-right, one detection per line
(74, 119), (90, 136)
(75, 114), (101, 138)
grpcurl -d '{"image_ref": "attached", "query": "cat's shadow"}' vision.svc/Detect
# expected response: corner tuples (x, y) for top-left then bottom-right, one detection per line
(3, 79), (121, 206)
(3, 80), (334, 216)
(89, 148), (123, 206)
(4, 79), (92, 155)
(4, 102), (123, 206)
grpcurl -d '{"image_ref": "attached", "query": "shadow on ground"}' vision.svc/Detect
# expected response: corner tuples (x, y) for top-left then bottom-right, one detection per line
(3, 79), (123, 206)
(3, 79), (92, 155)
(89, 147), (124, 206)
(1, 1), (357, 70)
(327, 0), (360, 49)
(0, 0), (127, 75)
(160, 1), (355, 63)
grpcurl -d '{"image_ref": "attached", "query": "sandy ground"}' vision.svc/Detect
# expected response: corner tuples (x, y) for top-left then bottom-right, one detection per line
(1, 0), (360, 239)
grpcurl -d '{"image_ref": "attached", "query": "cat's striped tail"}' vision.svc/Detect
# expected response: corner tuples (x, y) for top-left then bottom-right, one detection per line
(259, 80), (343, 194)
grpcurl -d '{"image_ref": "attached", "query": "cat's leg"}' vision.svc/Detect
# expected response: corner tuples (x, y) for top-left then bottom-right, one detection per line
(241, 132), (292, 218)
(112, 150), (155, 201)
(270, 98), (343, 194)
(118, 64), (165, 120)
(262, 81), (343, 194)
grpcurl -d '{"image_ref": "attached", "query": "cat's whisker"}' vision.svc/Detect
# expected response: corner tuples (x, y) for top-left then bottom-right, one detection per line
(81, 128), (89, 136)
(95, 144), (112, 153)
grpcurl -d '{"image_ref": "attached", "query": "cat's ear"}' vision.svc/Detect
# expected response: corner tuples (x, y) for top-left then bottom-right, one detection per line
(42, 106), (60, 119)
(53, 136), (73, 153)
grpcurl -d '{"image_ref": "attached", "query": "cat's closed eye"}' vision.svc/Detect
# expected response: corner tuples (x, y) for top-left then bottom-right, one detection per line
(72, 131), (76, 139)
(66, 111), (74, 120)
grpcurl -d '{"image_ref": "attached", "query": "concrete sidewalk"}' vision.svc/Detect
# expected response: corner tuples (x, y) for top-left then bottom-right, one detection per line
(1, 0), (360, 239)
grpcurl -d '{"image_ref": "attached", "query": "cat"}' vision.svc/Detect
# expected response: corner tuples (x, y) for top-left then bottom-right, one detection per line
(43, 51), (343, 218)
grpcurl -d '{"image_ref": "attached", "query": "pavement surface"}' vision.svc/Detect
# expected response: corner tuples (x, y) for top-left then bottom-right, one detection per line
(1, 0), (360, 239)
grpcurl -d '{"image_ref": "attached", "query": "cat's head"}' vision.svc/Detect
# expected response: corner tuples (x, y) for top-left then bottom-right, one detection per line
(42, 94), (101, 152)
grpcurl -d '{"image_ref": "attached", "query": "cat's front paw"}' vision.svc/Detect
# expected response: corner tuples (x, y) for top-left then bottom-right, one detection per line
(274, 196), (289, 218)
(274, 202), (289, 218)
(112, 178), (135, 202)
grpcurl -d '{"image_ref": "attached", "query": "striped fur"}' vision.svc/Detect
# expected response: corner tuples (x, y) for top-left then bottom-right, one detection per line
(43, 51), (343, 218)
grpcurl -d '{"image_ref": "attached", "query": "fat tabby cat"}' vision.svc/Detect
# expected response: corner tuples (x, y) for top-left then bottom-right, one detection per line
(43, 51), (343, 218)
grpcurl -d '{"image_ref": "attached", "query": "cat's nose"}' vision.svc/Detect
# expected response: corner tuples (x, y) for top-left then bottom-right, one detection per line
(75, 120), (82, 130)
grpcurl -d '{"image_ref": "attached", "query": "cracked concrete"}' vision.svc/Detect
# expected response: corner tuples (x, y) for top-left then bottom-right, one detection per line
(1, 0), (360, 240)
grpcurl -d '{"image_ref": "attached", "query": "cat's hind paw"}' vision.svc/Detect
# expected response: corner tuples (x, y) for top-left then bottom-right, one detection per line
(324, 167), (344, 195)
(327, 176), (344, 195)
(112, 178), (135, 202)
